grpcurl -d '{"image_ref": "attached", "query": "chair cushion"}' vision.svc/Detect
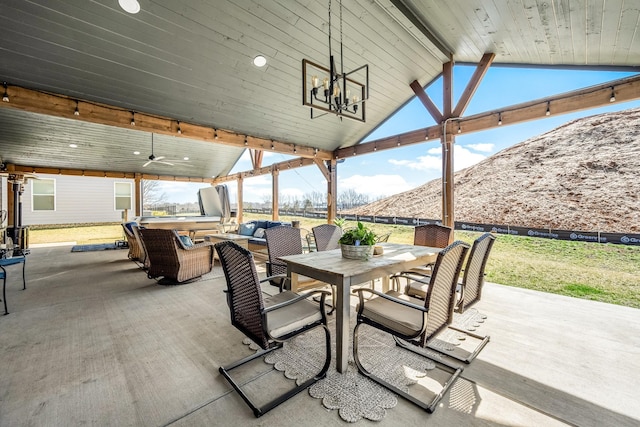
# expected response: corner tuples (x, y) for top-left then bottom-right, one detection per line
(266, 220), (290, 228)
(253, 227), (266, 238)
(253, 220), (269, 230)
(265, 291), (323, 338)
(238, 222), (256, 236)
(359, 291), (425, 337)
(124, 221), (137, 235)
(179, 235), (194, 247)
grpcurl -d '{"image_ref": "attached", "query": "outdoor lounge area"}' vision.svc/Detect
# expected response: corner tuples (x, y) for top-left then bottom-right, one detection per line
(0, 245), (638, 426)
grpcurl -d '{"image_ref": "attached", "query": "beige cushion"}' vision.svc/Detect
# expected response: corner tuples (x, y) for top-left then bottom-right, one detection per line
(265, 291), (322, 338)
(359, 291), (426, 337)
(406, 279), (429, 299)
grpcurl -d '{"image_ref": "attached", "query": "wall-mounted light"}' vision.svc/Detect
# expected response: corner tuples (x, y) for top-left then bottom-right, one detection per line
(610, 86), (616, 103)
(130, 111), (136, 126)
(2, 82), (8, 102)
(545, 101), (551, 116)
(74, 101), (80, 116)
(498, 112), (503, 126)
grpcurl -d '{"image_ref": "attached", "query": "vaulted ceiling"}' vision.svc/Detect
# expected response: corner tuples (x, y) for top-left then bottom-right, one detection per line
(1, 0), (639, 179)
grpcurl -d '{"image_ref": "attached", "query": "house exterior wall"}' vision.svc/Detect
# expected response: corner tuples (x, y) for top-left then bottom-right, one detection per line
(21, 174), (135, 225)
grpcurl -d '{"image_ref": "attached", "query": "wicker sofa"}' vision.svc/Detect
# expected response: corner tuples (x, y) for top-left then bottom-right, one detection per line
(236, 220), (291, 253)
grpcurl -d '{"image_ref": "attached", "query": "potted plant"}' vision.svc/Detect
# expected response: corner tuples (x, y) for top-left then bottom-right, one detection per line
(338, 221), (378, 260)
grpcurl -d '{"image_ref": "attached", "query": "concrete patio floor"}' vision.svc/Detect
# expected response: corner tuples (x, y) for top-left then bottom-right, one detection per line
(0, 245), (638, 426)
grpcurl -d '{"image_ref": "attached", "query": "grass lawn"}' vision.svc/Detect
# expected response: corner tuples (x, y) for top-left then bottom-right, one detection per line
(28, 215), (640, 309)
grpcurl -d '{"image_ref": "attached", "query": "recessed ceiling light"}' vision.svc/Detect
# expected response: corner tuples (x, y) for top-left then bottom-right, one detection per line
(253, 55), (267, 67)
(133, 151), (140, 155)
(183, 157), (189, 161)
(69, 144), (78, 148)
(119, 0), (140, 14)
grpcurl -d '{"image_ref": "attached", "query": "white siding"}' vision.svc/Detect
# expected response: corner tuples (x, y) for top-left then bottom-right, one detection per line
(21, 175), (135, 225)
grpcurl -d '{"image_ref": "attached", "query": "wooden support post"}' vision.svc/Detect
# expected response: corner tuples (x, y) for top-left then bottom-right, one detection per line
(237, 176), (244, 224)
(271, 169), (279, 221)
(134, 174), (142, 217)
(327, 159), (337, 223)
(442, 134), (455, 231)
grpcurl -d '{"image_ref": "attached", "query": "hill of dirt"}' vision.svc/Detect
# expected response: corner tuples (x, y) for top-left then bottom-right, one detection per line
(345, 107), (640, 233)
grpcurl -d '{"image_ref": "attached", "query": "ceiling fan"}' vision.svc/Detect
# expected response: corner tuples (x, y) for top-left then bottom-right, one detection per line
(143, 133), (188, 167)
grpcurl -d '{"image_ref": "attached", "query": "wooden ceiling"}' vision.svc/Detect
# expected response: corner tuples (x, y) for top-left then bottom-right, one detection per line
(0, 0), (638, 179)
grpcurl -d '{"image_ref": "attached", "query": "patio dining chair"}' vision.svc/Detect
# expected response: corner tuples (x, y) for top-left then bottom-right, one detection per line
(312, 223), (342, 252)
(403, 223), (453, 281)
(138, 228), (214, 284)
(121, 222), (141, 261)
(352, 240), (469, 413)
(397, 233), (496, 363)
(215, 240), (331, 418)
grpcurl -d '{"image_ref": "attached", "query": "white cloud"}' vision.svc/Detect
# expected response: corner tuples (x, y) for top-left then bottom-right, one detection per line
(338, 174), (412, 198)
(386, 145), (487, 172)
(466, 143), (494, 152)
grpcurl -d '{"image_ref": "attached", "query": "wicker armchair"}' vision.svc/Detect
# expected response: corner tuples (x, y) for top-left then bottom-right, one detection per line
(138, 228), (214, 284)
(312, 224), (342, 252)
(121, 222), (141, 261)
(131, 224), (150, 270)
(215, 241), (331, 417)
(352, 241), (469, 413)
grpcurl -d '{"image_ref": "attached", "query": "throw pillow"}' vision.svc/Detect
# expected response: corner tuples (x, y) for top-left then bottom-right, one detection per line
(238, 222), (256, 236)
(253, 227), (266, 238)
(178, 235), (193, 247)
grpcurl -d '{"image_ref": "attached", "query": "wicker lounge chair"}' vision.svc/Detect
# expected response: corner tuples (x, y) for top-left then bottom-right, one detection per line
(138, 228), (214, 284)
(352, 241), (469, 413)
(121, 222), (141, 261)
(312, 224), (342, 252)
(215, 241), (331, 418)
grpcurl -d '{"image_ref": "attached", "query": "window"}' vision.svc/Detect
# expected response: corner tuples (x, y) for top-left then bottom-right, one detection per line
(115, 182), (132, 210)
(32, 178), (56, 211)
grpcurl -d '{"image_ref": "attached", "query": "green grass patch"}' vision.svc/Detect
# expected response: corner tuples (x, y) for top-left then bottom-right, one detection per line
(27, 215), (640, 309)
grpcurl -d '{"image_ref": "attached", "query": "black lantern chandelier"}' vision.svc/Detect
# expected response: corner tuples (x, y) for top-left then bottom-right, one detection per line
(302, 0), (369, 122)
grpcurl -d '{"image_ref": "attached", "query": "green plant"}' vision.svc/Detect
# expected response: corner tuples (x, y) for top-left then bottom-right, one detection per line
(338, 221), (377, 246)
(333, 217), (346, 230)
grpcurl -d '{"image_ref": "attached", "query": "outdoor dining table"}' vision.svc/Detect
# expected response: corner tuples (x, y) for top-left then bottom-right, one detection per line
(279, 242), (441, 373)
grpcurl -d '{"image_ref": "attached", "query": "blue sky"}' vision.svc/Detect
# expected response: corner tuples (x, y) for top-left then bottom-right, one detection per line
(158, 67), (640, 205)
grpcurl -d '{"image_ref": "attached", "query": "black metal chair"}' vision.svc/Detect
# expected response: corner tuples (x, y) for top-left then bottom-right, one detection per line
(215, 241), (331, 418)
(352, 241), (469, 413)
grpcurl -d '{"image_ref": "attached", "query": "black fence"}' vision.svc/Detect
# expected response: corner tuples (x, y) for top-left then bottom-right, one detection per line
(243, 208), (640, 246)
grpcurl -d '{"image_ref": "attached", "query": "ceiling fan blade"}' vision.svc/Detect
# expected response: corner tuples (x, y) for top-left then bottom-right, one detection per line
(157, 161), (174, 166)
(143, 160), (152, 167)
(154, 156), (165, 161)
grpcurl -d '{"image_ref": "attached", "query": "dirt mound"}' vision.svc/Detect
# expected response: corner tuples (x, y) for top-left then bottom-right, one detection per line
(345, 108), (640, 233)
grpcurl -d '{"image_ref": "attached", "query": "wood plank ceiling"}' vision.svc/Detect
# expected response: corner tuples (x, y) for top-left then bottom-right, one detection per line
(0, 0), (638, 180)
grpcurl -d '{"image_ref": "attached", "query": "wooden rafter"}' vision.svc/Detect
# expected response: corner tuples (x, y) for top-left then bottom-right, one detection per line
(409, 80), (443, 123)
(335, 73), (640, 159)
(0, 85), (333, 160)
(249, 149), (264, 170)
(453, 53), (495, 118)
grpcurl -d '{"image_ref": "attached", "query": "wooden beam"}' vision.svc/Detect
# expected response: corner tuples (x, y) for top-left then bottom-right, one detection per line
(11, 165), (216, 183)
(212, 157), (317, 183)
(453, 53), (495, 117)
(442, 61), (454, 117)
(335, 73), (640, 159)
(409, 80), (443, 123)
(0, 85), (333, 160)
(314, 159), (330, 182)
(250, 150), (264, 170)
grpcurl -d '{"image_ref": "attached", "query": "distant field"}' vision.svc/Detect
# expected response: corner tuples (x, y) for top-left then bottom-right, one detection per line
(28, 215), (640, 309)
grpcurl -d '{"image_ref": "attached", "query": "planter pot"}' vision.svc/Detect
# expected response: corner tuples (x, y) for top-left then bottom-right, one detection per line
(340, 244), (374, 260)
